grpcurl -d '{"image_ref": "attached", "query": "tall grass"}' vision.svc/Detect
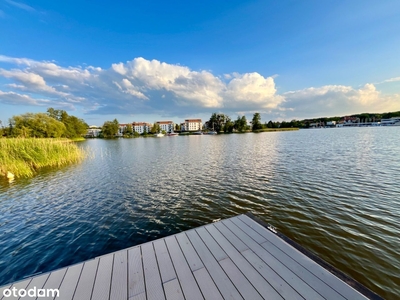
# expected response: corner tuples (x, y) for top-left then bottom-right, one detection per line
(0, 138), (86, 178)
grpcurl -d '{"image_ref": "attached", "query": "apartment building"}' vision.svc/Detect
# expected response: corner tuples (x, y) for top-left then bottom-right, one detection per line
(132, 122), (153, 134)
(181, 119), (203, 131)
(156, 121), (174, 133)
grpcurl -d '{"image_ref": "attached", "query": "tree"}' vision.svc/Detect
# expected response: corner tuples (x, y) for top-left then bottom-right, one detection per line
(223, 117), (234, 133)
(10, 113), (66, 138)
(102, 119), (119, 138)
(208, 113), (229, 132)
(251, 113), (262, 131)
(151, 123), (161, 134)
(234, 116), (248, 132)
(123, 124), (133, 136)
(47, 108), (88, 138)
(175, 124), (180, 131)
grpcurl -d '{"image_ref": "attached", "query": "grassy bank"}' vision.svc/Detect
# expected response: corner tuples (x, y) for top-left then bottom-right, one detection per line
(0, 138), (86, 178)
(252, 128), (299, 133)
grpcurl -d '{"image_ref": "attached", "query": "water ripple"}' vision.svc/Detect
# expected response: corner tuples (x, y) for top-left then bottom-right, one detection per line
(0, 128), (399, 298)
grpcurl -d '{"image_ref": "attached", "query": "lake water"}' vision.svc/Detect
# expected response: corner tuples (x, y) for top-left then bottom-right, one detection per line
(0, 127), (399, 298)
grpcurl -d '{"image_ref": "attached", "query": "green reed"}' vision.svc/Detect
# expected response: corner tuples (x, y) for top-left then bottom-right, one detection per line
(0, 138), (86, 178)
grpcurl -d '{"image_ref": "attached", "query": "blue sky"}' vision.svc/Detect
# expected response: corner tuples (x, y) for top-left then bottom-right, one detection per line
(1, 0), (400, 125)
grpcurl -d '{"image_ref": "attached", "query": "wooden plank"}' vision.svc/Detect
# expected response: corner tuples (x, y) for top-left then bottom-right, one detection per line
(164, 236), (203, 300)
(19, 273), (50, 300)
(0, 284), (12, 300)
(142, 242), (165, 300)
(208, 223), (283, 300)
(163, 279), (184, 300)
(195, 227), (227, 261)
(219, 258), (263, 300)
(226, 216), (266, 244)
(224, 218), (328, 299)
(206, 223), (248, 252)
(39, 268), (67, 300)
(200, 225), (265, 299)
(91, 254), (114, 300)
(1, 278), (31, 300)
(128, 247), (145, 298)
(73, 258), (99, 300)
(129, 292), (146, 300)
(57, 263), (84, 300)
(215, 222), (303, 299)
(175, 232), (204, 272)
(186, 229), (243, 300)
(238, 214), (367, 300)
(153, 239), (176, 283)
(193, 267), (223, 300)
(110, 250), (128, 300)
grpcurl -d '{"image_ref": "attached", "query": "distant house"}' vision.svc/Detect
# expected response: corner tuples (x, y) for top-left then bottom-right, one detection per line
(132, 122), (152, 134)
(86, 125), (101, 137)
(156, 121), (174, 133)
(326, 121), (336, 127)
(181, 119), (203, 131)
(118, 124), (129, 136)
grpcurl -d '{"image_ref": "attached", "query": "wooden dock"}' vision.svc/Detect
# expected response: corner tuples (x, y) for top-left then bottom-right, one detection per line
(0, 213), (381, 300)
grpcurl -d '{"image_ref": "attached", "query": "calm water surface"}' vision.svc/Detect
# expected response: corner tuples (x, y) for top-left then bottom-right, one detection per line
(0, 128), (399, 299)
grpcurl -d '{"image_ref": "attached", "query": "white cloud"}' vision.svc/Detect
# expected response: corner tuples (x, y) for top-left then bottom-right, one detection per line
(380, 76), (400, 84)
(0, 90), (73, 109)
(5, 0), (35, 12)
(224, 72), (284, 110)
(0, 54), (399, 119)
(283, 84), (400, 118)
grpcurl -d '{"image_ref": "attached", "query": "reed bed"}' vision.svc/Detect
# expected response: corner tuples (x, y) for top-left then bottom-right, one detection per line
(0, 138), (86, 178)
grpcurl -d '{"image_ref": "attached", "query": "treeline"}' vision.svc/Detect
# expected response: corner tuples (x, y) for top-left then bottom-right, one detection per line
(292, 111), (400, 128)
(207, 112), (281, 132)
(1, 108), (88, 138)
(207, 113), (250, 133)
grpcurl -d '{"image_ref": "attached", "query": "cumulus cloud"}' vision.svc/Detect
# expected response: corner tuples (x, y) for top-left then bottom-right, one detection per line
(0, 54), (399, 119)
(224, 72), (284, 110)
(0, 55), (280, 115)
(283, 83), (400, 118)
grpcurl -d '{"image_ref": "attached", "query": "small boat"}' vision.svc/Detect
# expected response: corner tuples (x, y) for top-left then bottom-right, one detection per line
(207, 131), (217, 135)
(167, 132), (179, 136)
(154, 133), (165, 137)
(192, 131), (203, 135)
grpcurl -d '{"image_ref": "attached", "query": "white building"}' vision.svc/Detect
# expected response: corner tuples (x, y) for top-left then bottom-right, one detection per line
(86, 125), (101, 137)
(326, 121), (336, 126)
(132, 122), (152, 134)
(156, 121), (174, 133)
(181, 119), (203, 131)
(118, 124), (129, 136)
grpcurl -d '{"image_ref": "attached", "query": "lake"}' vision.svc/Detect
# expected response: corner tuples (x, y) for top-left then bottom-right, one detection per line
(0, 127), (399, 298)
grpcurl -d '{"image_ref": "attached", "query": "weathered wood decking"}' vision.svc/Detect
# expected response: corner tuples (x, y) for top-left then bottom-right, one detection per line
(0, 214), (380, 300)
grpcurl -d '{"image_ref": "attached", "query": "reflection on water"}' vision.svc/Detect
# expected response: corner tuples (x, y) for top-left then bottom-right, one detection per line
(0, 127), (399, 298)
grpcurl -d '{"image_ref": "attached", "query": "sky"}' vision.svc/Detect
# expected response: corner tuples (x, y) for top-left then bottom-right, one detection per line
(1, 0), (400, 126)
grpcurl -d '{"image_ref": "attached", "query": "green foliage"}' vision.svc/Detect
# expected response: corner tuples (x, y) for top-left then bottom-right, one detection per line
(133, 131), (141, 138)
(10, 113), (66, 138)
(0, 138), (86, 178)
(251, 113), (262, 131)
(102, 119), (119, 138)
(151, 123), (161, 134)
(234, 116), (248, 132)
(47, 108), (88, 138)
(208, 113), (229, 132)
(223, 117), (234, 133)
